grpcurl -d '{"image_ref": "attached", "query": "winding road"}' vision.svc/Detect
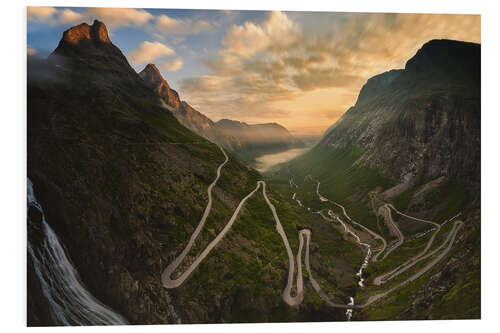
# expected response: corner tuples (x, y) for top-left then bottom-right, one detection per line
(161, 146), (464, 313)
(314, 181), (387, 262)
(379, 204), (405, 260)
(308, 178), (464, 307)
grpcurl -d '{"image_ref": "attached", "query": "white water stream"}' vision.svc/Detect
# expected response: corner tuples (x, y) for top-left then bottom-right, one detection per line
(27, 178), (128, 325)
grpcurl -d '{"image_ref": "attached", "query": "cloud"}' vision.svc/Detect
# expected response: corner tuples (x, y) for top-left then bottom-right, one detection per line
(27, 47), (37, 56)
(58, 8), (85, 24)
(27, 6), (58, 21)
(155, 14), (214, 35)
(292, 68), (364, 91)
(181, 76), (231, 93)
(27, 6), (83, 25)
(161, 58), (183, 72)
(180, 11), (480, 135)
(222, 11), (302, 57)
(128, 41), (175, 64)
(27, 7), (153, 29)
(86, 7), (153, 28)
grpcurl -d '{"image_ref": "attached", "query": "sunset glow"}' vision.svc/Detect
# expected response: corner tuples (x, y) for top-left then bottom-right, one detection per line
(28, 7), (480, 135)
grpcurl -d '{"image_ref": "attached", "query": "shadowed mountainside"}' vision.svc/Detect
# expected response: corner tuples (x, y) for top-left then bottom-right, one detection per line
(27, 20), (363, 325)
(138, 63), (241, 151)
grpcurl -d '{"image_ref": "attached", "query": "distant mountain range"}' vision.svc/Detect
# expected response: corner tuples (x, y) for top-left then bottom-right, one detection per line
(138, 64), (241, 151)
(137, 63), (303, 163)
(216, 119), (305, 162)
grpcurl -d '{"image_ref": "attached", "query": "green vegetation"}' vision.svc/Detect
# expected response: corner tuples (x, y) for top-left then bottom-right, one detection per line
(429, 181), (469, 223)
(430, 230), (480, 319)
(268, 145), (394, 232)
(392, 187), (418, 212)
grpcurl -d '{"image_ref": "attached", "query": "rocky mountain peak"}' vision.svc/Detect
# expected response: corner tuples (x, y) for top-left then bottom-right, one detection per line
(404, 39), (480, 80)
(61, 19), (111, 46)
(50, 20), (135, 76)
(139, 64), (180, 109)
(139, 64), (165, 86)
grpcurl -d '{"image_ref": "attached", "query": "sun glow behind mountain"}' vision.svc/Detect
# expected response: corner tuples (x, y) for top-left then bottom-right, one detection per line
(27, 7), (480, 136)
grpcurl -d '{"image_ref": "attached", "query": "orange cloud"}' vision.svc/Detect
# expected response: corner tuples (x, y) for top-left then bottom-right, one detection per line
(155, 14), (214, 35)
(86, 7), (153, 28)
(27, 7), (83, 25)
(27, 6), (58, 21)
(161, 58), (183, 72)
(128, 41), (174, 64)
(28, 7), (153, 29)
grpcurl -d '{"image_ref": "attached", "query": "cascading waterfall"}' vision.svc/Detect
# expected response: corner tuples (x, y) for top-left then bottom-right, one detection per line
(27, 178), (128, 326)
(346, 297), (354, 321)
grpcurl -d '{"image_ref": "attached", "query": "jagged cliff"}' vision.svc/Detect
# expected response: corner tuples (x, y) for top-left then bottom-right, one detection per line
(139, 64), (181, 109)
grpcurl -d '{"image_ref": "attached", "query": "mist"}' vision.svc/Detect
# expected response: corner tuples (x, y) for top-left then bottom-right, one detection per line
(255, 148), (309, 172)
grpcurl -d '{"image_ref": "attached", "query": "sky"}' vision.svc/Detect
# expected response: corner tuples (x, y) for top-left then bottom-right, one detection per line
(27, 7), (480, 136)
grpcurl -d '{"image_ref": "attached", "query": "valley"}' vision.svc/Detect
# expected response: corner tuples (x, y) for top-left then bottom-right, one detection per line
(27, 17), (480, 325)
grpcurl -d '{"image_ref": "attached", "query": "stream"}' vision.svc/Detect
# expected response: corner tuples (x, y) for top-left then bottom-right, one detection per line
(27, 178), (128, 325)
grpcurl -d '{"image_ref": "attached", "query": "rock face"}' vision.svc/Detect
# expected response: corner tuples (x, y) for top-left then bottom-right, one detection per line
(320, 39), (480, 192)
(216, 119), (304, 161)
(139, 64), (181, 110)
(49, 19), (143, 86)
(61, 20), (111, 45)
(138, 64), (240, 151)
(355, 69), (403, 106)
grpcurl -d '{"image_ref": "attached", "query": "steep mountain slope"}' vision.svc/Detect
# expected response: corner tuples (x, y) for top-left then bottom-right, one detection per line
(138, 63), (181, 109)
(138, 64), (241, 151)
(272, 39), (480, 319)
(27, 20), (363, 325)
(217, 119), (305, 162)
(321, 40), (480, 194)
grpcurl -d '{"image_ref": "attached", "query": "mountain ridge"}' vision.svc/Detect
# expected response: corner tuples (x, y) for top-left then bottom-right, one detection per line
(216, 118), (305, 162)
(138, 63), (241, 151)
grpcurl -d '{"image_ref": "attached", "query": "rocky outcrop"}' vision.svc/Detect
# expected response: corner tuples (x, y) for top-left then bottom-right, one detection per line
(355, 70), (403, 106)
(138, 64), (240, 151)
(139, 64), (181, 110)
(61, 20), (111, 45)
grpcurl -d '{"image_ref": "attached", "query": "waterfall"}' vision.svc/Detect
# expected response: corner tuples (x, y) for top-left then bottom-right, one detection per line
(27, 178), (128, 325)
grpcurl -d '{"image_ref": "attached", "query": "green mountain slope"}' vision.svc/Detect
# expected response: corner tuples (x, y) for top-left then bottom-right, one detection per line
(270, 39), (481, 319)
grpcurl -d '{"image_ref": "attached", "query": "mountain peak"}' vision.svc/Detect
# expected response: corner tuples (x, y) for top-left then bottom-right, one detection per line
(61, 19), (111, 45)
(50, 20), (138, 81)
(139, 64), (180, 109)
(139, 64), (165, 85)
(404, 39), (480, 78)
